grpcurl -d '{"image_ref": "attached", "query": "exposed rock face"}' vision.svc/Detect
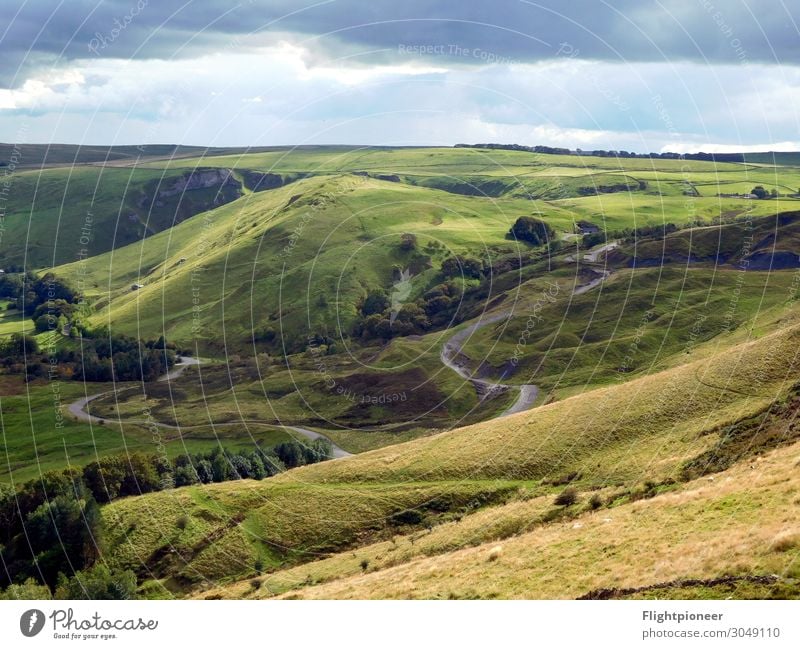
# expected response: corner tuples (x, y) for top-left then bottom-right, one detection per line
(242, 170), (310, 192)
(156, 168), (241, 198)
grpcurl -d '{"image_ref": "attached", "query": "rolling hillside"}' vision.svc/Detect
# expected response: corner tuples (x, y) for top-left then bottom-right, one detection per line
(4, 145), (800, 600)
(99, 314), (800, 597)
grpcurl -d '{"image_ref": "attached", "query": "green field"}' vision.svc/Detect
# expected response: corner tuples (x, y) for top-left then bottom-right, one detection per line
(4, 145), (800, 600)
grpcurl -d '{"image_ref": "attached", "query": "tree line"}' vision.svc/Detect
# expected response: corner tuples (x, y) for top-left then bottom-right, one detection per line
(454, 142), (746, 162)
(0, 437), (333, 597)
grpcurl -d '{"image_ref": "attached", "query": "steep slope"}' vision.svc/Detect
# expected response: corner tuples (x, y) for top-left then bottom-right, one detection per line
(101, 318), (800, 593)
(52, 174), (551, 353)
(265, 436), (800, 599)
(1, 165), (247, 267)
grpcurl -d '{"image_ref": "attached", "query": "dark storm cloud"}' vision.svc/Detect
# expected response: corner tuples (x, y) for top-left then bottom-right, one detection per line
(1, 0), (797, 86)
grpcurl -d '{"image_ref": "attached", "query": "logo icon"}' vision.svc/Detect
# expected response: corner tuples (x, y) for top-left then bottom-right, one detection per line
(389, 268), (413, 325)
(20, 609), (45, 637)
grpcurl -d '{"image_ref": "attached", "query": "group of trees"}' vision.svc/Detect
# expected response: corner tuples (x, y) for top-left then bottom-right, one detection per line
(3, 329), (177, 383)
(751, 185), (779, 199)
(13, 272), (80, 317)
(0, 437), (333, 597)
(355, 279), (464, 340)
(581, 222), (680, 249)
(72, 332), (176, 382)
(355, 217), (558, 342)
(454, 142), (746, 162)
(0, 468), (105, 592)
(82, 440), (332, 504)
(508, 216), (555, 246)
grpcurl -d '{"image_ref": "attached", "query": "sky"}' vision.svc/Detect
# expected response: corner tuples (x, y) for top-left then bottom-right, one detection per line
(0, 0), (798, 152)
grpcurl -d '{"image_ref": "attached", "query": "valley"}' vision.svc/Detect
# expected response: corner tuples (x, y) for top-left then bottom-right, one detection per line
(2, 144), (800, 600)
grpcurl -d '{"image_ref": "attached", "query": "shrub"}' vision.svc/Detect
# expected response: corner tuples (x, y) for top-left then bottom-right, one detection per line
(390, 509), (424, 525)
(399, 233), (418, 251)
(176, 514), (189, 530)
(588, 494), (603, 510)
(509, 216), (554, 246)
(441, 255), (482, 279)
(359, 558), (370, 571)
(54, 564), (137, 600)
(553, 488), (578, 507)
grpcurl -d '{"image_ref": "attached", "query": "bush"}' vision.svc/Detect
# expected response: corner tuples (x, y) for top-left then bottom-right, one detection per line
(361, 290), (390, 316)
(176, 514), (189, 530)
(54, 564), (137, 600)
(399, 233), (418, 251)
(553, 488), (578, 507)
(0, 578), (52, 600)
(588, 494), (603, 510)
(509, 216), (554, 246)
(441, 255), (482, 279)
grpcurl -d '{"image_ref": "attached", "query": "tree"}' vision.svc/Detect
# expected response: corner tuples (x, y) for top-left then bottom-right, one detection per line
(509, 216), (555, 246)
(399, 233), (418, 251)
(441, 256), (482, 279)
(0, 578), (52, 599)
(0, 274), (23, 299)
(24, 494), (103, 588)
(361, 290), (389, 316)
(1, 333), (39, 357)
(210, 450), (232, 482)
(195, 459), (214, 484)
(54, 564), (136, 600)
(751, 185), (768, 199)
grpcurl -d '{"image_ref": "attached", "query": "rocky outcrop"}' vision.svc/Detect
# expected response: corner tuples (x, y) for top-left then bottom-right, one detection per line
(156, 168), (240, 199)
(242, 170), (310, 192)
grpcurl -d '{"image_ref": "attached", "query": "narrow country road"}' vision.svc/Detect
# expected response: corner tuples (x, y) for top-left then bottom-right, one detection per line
(67, 356), (351, 459)
(440, 312), (540, 418)
(439, 260), (616, 418)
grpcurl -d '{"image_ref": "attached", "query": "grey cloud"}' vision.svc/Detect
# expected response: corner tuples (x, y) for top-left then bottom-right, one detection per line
(0, 0), (798, 88)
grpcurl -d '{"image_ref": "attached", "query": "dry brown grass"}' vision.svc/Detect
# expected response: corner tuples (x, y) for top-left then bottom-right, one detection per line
(261, 438), (800, 599)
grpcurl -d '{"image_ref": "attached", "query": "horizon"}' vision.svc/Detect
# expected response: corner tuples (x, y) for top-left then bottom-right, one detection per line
(4, 141), (800, 156)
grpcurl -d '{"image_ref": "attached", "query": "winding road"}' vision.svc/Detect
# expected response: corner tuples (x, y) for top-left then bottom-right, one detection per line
(440, 312), (540, 418)
(439, 248), (617, 418)
(67, 356), (352, 459)
(69, 255), (613, 456)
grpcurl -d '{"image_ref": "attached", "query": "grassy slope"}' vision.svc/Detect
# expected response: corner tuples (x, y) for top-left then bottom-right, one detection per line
(52, 174), (545, 353)
(100, 317), (800, 595)
(452, 266), (800, 391)
(264, 437), (800, 599)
